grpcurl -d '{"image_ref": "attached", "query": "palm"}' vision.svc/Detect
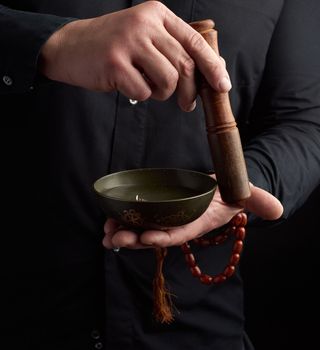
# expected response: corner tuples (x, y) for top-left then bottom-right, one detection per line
(103, 178), (283, 249)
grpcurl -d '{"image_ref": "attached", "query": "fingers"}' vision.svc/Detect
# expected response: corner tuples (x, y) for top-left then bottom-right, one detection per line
(112, 59), (152, 101)
(103, 218), (121, 249)
(140, 197), (242, 247)
(140, 222), (205, 248)
(124, 2), (230, 108)
(111, 229), (145, 249)
(103, 182), (284, 250)
(163, 11), (232, 93)
(41, 1), (231, 104)
(242, 185), (284, 220)
(103, 219), (154, 250)
(152, 32), (197, 111)
(134, 43), (179, 101)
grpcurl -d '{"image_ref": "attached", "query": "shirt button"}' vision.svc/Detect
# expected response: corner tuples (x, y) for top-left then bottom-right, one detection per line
(129, 99), (138, 105)
(3, 75), (13, 86)
(91, 330), (100, 340)
(94, 342), (103, 349)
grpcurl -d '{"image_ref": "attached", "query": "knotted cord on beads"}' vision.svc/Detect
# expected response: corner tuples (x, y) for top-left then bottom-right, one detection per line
(153, 212), (247, 323)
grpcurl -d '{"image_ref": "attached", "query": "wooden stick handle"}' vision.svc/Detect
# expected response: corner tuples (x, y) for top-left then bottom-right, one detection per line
(190, 20), (251, 203)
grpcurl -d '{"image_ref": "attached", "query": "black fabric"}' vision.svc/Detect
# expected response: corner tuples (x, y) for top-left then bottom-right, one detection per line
(1, 259), (105, 350)
(243, 0), (320, 218)
(241, 185), (320, 350)
(0, 4), (74, 93)
(0, 0), (319, 349)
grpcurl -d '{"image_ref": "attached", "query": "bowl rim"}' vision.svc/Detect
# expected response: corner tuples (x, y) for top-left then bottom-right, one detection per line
(93, 168), (217, 204)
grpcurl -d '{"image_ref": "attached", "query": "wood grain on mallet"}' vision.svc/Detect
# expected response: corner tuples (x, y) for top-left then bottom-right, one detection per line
(190, 20), (251, 203)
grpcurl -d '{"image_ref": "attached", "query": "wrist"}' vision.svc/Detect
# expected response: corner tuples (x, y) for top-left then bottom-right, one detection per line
(38, 19), (80, 81)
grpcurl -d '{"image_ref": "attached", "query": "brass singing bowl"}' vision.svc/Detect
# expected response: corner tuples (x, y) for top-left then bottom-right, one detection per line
(94, 168), (217, 230)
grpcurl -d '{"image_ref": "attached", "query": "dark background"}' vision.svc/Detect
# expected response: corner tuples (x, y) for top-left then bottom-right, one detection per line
(241, 185), (320, 350)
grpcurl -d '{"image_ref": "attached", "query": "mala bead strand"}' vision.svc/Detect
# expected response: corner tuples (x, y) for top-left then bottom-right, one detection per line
(193, 225), (236, 247)
(181, 212), (247, 285)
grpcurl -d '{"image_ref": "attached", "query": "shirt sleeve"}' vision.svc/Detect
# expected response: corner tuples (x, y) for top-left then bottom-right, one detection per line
(0, 4), (75, 94)
(244, 0), (320, 219)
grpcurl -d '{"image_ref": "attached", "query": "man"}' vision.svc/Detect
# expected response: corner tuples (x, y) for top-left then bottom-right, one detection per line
(1, 1), (319, 349)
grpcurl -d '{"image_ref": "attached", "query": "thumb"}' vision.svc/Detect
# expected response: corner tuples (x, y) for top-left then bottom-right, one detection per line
(242, 185), (283, 220)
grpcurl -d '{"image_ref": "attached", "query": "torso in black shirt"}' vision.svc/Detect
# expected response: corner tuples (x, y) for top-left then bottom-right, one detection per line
(1, 1), (320, 349)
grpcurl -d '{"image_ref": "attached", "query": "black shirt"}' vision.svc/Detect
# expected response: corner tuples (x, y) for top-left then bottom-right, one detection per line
(0, 1), (320, 349)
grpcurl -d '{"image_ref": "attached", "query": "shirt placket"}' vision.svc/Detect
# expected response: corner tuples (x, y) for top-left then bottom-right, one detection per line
(107, 0), (149, 173)
(108, 93), (149, 172)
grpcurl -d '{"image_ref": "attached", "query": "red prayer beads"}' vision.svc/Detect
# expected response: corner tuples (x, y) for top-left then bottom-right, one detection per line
(181, 212), (247, 285)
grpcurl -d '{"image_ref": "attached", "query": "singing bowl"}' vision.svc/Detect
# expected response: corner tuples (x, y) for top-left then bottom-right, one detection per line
(93, 168), (217, 230)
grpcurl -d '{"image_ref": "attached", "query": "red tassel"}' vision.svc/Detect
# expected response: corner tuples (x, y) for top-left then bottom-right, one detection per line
(153, 247), (174, 324)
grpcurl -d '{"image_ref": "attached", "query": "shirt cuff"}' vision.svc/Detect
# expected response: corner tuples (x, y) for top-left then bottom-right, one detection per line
(0, 5), (76, 94)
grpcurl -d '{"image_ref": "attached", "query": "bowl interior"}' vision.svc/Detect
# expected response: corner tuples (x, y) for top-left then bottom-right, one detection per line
(94, 168), (215, 202)
(93, 168), (217, 229)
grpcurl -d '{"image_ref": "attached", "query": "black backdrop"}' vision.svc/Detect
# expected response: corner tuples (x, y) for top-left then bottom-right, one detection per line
(241, 185), (320, 350)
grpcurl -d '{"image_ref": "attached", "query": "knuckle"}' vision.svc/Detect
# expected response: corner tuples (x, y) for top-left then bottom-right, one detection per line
(157, 70), (178, 100)
(189, 32), (206, 53)
(180, 56), (195, 78)
(121, 77), (151, 101)
(131, 2), (165, 26)
(163, 69), (179, 90)
(129, 11), (147, 27)
(220, 56), (226, 68)
(100, 52), (123, 90)
(134, 89), (151, 101)
(146, 0), (166, 13)
(127, 5), (149, 27)
(107, 49), (123, 72)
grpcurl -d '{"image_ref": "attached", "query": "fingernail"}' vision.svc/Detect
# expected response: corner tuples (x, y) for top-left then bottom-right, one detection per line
(143, 242), (155, 247)
(184, 101), (197, 112)
(218, 77), (232, 92)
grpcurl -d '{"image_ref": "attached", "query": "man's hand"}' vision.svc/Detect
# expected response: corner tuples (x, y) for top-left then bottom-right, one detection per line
(102, 179), (284, 250)
(39, 1), (231, 111)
